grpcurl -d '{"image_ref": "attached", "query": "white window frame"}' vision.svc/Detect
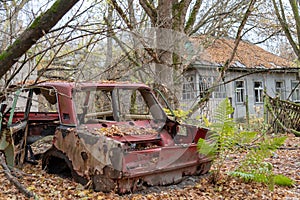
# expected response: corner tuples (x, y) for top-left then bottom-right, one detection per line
(291, 80), (300, 102)
(199, 76), (226, 99)
(275, 81), (285, 100)
(235, 80), (245, 103)
(254, 81), (264, 103)
(182, 74), (196, 100)
(199, 76), (212, 98)
(213, 80), (226, 98)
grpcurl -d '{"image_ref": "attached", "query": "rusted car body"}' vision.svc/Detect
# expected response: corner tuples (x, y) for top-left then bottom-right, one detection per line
(0, 81), (211, 193)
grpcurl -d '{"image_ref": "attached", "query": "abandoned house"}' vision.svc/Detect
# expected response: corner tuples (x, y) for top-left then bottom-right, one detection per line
(182, 37), (298, 121)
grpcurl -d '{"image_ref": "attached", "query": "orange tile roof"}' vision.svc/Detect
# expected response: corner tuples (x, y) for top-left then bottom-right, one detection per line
(191, 36), (293, 69)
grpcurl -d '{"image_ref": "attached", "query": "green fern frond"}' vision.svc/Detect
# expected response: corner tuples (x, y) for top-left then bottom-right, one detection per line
(197, 138), (217, 157)
(197, 98), (292, 190)
(214, 97), (234, 120)
(197, 98), (238, 158)
(236, 131), (258, 144)
(202, 115), (211, 127)
(228, 171), (254, 182)
(274, 175), (294, 186)
(252, 173), (270, 184)
(229, 171), (271, 183)
(210, 98), (236, 138)
(242, 136), (287, 165)
(229, 170), (272, 185)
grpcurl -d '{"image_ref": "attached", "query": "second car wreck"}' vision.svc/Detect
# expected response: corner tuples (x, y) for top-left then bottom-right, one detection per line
(0, 81), (212, 193)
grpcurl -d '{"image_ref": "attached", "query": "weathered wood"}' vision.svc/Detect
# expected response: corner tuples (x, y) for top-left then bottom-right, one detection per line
(266, 95), (300, 137)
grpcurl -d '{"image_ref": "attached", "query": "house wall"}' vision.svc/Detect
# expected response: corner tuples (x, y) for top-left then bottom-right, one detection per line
(182, 65), (299, 122)
(225, 70), (298, 121)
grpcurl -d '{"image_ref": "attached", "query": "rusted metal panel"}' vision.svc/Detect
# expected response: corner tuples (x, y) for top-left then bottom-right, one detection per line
(1, 81), (212, 193)
(51, 121), (211, 193)
(53, 126), (124, 179)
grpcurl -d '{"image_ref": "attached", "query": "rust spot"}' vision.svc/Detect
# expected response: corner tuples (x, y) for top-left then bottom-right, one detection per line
(101, 123), (108, 127)
(103, 144), (108, 154)
(92, 174), (116, 192)
(128, 121), (134, 126)
(81, 152), (88, 161)
(77, 132), (98, 145)
(61, 129), (69, 138)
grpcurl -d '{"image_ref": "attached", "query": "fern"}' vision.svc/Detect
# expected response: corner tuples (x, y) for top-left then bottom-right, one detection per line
(235, 131), (257, 144)
(240, 136), (286, 167)
(197, 98), (241, 183)
(228, 171), (254, 182)
(274, 175), (294, 187)
(233, 136), (287, 190)
(229, 170), (293, 189)
(197, 138), (217, 157)
(197, 98), (291, 190)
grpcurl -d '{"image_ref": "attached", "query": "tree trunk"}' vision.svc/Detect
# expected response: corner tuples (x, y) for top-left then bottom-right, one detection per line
(0, 0), (79, 79)
(155, 0), (174, 93)
(105, 4), (113, 70)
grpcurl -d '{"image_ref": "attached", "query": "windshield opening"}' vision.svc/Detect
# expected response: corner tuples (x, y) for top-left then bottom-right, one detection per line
(74, 87), (166, 124)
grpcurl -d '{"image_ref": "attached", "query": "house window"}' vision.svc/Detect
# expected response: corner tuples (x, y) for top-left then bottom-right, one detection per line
(254, 81), (264, 103)
(214, 81), (226, 98)
(291, 81), (300, 102)
(275, 81), (285, 100)
(235, 81), (245, 103)
(182, 75), (196, 100)
(199, 76), (212, 98)
(199, 76), (226, 98)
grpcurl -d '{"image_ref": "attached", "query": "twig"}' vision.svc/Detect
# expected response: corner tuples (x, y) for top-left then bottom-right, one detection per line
(0, 156), (37, 198)
(278, 147), (300, 150)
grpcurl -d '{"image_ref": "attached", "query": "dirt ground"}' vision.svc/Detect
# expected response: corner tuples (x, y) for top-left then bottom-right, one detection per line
(0, 134), (299, 200)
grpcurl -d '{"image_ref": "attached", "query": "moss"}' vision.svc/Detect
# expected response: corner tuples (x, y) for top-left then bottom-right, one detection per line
(0, 38), (21, 61)
(172, 2), (186, 31)
(184, 14), (196, 31)
(30, 0), (61, 29)
(30, 15), (42, 29)
(13, 39), (21, 46)
(0, 50), (9, 61)
(49, 0), (61, 13)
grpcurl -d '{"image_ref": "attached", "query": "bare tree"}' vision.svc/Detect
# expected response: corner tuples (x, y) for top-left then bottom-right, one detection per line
(105, 0), (261, 110)
(0, 1), (80, 195)
(0, 0), (80, 79)
(187, 0), (258, 118)
(272, 0), (300, 62)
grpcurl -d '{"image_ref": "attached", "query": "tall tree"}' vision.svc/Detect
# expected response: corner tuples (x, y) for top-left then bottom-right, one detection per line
(0, 0), (80, 79)
(109, 0), (259, 109)
(272, 0), (300, 63)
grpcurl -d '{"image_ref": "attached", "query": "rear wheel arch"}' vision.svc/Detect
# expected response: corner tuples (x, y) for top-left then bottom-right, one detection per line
(42, 147), (88, 185)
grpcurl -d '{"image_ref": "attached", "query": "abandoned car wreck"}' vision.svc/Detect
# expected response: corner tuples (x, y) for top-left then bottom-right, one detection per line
(0, 81), (212, 193)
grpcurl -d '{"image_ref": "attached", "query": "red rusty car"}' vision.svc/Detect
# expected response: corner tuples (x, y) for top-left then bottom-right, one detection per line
(0, 81), (211, 193)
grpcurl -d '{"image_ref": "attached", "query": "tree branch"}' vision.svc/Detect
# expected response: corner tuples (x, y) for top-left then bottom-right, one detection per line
(288, 0), (300, 59)
(184, 0), (202, 33)
(187, 0), (257, 118)
(110, 0), (133, 30)
(0, 155), (37, 198)
(0, 0), (80, 79)
(139, 0), (157, 25)
(272, 0), (300, 60)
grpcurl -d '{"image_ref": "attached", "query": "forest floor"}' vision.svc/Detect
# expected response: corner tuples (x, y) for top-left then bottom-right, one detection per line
(0, 133), (299, 200)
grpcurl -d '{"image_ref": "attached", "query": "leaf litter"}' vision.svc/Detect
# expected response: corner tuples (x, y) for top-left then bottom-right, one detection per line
(0, 134), (299, 199)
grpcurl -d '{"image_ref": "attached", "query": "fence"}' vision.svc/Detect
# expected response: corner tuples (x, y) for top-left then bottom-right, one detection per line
(265, 95), (300, 136)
